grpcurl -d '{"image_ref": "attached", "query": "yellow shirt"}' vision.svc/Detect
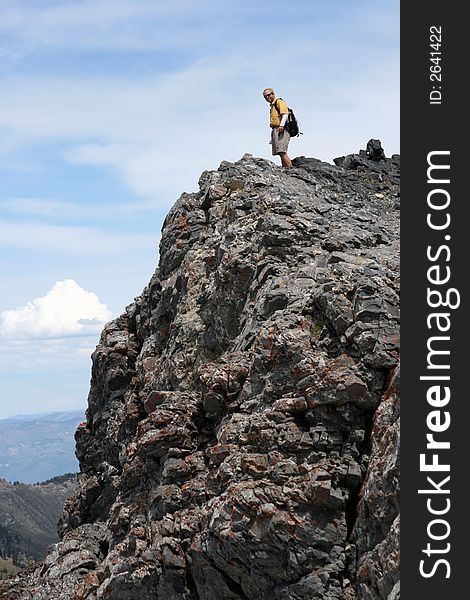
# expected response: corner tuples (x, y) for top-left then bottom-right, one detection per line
(269, 97), (288, 127)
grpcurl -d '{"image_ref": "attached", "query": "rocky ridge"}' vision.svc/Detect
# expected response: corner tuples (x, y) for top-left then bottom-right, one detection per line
(1, 144), (400, 599)
(0, 475), (78, 567)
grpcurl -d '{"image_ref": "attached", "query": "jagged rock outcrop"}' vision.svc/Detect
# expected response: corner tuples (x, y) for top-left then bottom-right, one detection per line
(1, 147), (400, 599)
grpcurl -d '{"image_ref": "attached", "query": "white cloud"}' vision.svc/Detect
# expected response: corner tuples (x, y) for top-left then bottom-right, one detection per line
(0, 198), (104, 219)
(0, 335), (95, 370)
(0, 0), (286, 55)
(0, 279), (112, 338)
(0, 197), (164, 219)
(0, 219), (157, 254)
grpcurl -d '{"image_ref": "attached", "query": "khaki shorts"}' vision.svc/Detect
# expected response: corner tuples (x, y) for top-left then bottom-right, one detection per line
(270, 126), (291, 155)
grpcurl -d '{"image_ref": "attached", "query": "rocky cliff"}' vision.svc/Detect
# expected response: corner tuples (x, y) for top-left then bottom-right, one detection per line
(1, 146), (400, 600)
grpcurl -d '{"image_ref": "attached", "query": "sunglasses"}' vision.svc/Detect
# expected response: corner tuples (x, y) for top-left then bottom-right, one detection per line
(264, 92), (274, 98)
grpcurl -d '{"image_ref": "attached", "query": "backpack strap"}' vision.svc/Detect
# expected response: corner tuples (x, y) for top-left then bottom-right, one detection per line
(271, 98), (283, 114)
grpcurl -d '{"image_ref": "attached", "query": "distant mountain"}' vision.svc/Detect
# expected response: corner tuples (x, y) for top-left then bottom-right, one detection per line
(0, 475), (78, 566)
(0, 410), (84, 483)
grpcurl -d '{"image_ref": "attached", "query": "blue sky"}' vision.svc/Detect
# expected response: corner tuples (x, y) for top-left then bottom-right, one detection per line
(0, 0), (399, 419)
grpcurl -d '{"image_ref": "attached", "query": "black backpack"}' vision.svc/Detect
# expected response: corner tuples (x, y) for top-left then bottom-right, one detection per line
(273, 98), (302, 137)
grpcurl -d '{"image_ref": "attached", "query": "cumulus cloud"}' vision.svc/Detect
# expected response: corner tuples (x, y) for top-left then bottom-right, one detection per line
(0, 279), (112, 338)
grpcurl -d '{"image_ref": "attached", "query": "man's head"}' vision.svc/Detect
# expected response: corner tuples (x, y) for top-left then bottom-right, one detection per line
(263, 88), (275, 102)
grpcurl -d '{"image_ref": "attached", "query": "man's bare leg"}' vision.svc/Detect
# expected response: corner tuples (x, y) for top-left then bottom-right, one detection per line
(279, 152), (292, 169)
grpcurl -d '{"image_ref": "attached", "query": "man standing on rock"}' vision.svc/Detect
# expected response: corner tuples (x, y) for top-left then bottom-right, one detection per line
(263, 87), (292, 169)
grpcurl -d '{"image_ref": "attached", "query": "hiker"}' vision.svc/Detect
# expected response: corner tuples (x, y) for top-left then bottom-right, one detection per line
(263, 87), (292, 169)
